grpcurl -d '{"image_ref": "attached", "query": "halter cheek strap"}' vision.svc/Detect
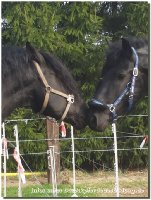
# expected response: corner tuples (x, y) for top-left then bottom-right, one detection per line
(33, 60), (74, 121)
(128, 47), (139, 111)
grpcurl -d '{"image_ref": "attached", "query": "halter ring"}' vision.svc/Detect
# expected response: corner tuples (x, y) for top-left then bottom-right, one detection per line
(109, 104), (115, 113)
(67, 95), (74, 103)
(133, 68), (138, 76)
(129, 94), (133, 99)
(45, 85), (52, 93)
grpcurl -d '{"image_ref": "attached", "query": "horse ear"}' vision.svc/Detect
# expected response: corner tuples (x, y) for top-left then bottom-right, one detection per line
(26, 42), (43, 64)
(121, 38), (133, 59)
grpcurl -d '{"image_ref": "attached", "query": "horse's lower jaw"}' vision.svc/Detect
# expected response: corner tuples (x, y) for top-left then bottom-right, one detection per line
(65, 117), (87, 130)
(74, 123), (86, 130)
(72, 120), (87, 130)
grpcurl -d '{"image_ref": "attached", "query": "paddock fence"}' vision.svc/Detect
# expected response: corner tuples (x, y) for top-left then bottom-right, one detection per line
(1, 115), (148, 197)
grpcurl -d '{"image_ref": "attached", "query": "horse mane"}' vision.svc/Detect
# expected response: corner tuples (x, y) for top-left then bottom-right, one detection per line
(2, 47), (31, 81)
(108, 37), (148, 57)
(126, 37), (148, 49)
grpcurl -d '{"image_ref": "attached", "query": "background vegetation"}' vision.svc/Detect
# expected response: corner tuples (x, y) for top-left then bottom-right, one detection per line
(2, 2), (149, 172)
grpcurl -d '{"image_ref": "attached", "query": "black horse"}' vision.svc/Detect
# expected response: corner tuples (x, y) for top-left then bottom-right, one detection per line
(88, 37), (148, 131)
(2, 43), (88, 129)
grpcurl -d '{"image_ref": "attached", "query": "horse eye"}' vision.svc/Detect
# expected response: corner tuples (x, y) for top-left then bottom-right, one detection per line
(117, 73), (126, 80)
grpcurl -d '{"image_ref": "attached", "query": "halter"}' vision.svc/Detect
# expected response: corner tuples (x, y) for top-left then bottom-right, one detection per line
(33, 60), (74, 122)
(88, 47), (139, 122)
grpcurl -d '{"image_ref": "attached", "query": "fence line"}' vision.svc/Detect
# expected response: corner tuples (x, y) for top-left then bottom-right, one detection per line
(3, 115), (148, 198)
(7, 134), (145, 143)
(8, 141), (50, 197)
(60, 147), (148, 153)
(116, 131), (145, 136)
(3, 147), (148, 157)
(4, 114), (148, 124)
(4, 118), (46, 123)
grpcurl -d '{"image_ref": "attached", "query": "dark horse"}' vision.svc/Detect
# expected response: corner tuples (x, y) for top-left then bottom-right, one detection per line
(88, 37), (148, 131)
(2, 43), (88, 129)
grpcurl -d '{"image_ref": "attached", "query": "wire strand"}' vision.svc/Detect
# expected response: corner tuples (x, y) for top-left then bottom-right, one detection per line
(8, 142), (50, 197)
(3, 147), (148, 156)
(7, 134), (145, 143)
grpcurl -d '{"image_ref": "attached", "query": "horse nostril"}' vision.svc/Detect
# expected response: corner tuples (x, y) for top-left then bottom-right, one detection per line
(89, 115), (97, 129)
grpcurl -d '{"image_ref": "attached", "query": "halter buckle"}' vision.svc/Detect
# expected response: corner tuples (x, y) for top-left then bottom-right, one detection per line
(133, 67), (138, 76)
(67, 95), (74, 103)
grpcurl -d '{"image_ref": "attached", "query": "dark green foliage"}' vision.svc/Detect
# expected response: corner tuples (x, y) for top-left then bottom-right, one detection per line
(2, 2), (149, 172)
(98, 2), (149, 39)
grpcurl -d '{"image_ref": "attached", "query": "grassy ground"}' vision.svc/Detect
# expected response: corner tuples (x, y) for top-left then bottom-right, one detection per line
(1, 169), (148, 198)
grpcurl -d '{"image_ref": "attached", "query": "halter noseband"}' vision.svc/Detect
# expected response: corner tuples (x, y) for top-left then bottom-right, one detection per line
(88, 47), (139, 121)
(33, 60), (74, 122)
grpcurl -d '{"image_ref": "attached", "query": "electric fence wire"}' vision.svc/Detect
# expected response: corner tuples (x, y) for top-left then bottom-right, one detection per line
(8, 142), (50, 197)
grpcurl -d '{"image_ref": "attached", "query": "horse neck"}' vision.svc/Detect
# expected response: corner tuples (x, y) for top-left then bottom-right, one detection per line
(139, 45), (148, 77)
(2, 61), (35, 120)
(135, 45), (148, 98)
(137, 45), (148, 70)
(137, 69), (148, 94)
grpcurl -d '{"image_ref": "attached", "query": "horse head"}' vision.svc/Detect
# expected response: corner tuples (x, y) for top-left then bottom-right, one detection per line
(2, 43), (88, 129)
(88, 38), (148, 131)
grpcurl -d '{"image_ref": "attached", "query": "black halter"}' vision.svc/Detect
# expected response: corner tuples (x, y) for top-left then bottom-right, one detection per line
(88, 47), (139, 122)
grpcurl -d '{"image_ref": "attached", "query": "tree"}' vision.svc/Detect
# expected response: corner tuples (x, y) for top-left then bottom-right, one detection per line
(97, 2), (149, 39)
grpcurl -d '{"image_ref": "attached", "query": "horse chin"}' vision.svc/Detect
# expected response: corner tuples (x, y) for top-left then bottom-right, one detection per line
(74, 122), (86, 130)
(69, 105), (89, 130)
(66, 116), (87, 130)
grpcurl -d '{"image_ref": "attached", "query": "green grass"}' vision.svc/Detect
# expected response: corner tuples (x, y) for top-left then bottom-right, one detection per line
(1, 169), (148, 198)
(2, 181), (148, 198)
(3, 184), (96, 198)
